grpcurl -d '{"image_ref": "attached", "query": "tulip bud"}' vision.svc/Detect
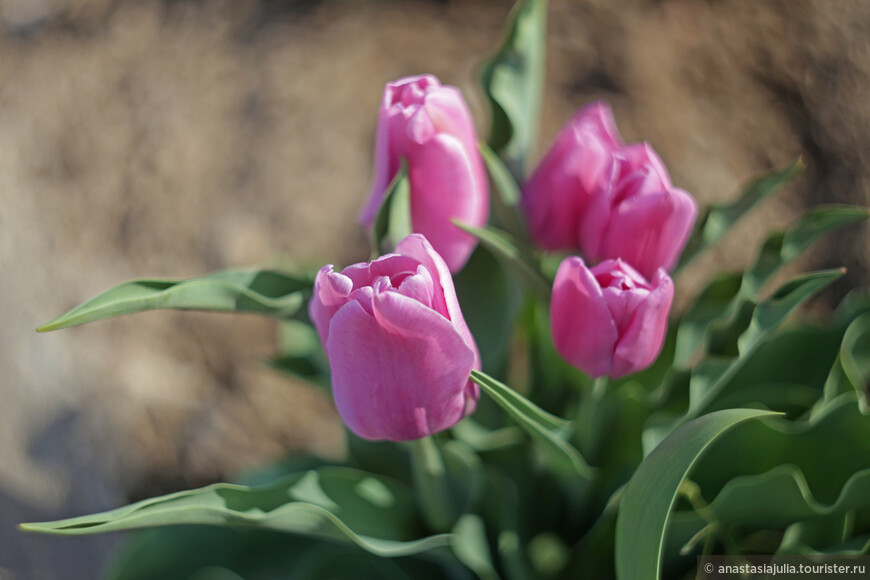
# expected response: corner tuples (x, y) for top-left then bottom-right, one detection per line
(360, 75), (489, 273)
(309, 233), (481, 441)
(521, 101), (622, 251)
(579, 144), (697, 279)
(522, 102), (697, 277)
(550, 256), (673, 379)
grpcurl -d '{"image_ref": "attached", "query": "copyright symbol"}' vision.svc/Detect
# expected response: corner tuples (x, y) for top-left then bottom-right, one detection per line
(704, 563), (714, 574)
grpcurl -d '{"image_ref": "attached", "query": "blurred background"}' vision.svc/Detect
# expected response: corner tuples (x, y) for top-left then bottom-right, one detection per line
(1, 0), (868, 577)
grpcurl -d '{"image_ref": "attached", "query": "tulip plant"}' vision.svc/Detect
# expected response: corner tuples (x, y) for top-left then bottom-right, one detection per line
(21, 1), (870, 578)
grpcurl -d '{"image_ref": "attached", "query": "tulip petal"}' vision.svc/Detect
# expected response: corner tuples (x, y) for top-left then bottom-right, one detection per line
(396, 265), (435, 310)
(601, 187), (697, 279)
(424, 86), (480, 159)
(405, 133), (488, 273)
(310, 266), (352, 344)
(619, 143), (672, 188)
(326, 293), (476, 441)
(523, 103), (621, 251)
(550, 257), (619, 378)
(611, 269), (674, 378)
(395, 235), (480, 366)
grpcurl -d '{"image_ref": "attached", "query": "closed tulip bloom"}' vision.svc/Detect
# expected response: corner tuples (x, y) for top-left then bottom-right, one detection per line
(309, 234), (481, 441)
(579, 143), (697, 279)
(550, 256), (673, 379)
(521, 101), (622, 250)
(360, 75), (489, 273)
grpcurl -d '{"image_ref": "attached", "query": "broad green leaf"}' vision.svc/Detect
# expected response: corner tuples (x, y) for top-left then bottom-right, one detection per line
(692, 394), (870, 507)
(470, 370), (592, 481)
(21, 467), (449, 558)
(453, 221), (550, 300)
(677, 159), (804, 271)
(614, 409), (776, 580)
(479, 0), (547, 177)
(109, 528), (458, 580)
(479, 142), (528, 241)
(38, 269), (313, 332)
(371, 161), (412, 256)
(660, 397), (870, 563)
(706, 465), (870, 529)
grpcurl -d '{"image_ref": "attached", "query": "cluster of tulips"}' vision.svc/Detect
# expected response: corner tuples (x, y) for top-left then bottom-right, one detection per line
(312, 74), (697, 442)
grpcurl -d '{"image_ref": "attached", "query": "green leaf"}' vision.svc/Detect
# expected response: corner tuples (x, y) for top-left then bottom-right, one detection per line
(479, 0), (548, 177)
(743, 204), (869, 294)
(451, 515), (501, 580)
(685, 268), (844, 419)
(38, 269), (313, 332)
(453, 245), (523, 375)
(479, 142), (528, 241)
(21, 467), (449, 558)
(470, 370), (593, 481)
(371, 161), (412, 256)
(675, 205), (866, 367)
(267, 319), (330, 386)
(706, 465), (870, 529)
(453, 221), (550, 301)
(677, 159), (804, 271)
(614, 409), (777, 580)
(409, 438), (483, 534)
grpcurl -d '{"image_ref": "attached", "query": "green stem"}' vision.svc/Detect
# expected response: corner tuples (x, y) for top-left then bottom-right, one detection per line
(576, 376), (609, 462)
(409, 436), (455, 533)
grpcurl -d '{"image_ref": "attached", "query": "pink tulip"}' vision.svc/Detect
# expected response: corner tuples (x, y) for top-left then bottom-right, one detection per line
(550, 256), (673, 379)
(521, 101), (622, 250)
(522, 102), (697, 278)
(360, 75), (489, 273)
(309, 234), (481, 441)
(579, 144), (697, 279)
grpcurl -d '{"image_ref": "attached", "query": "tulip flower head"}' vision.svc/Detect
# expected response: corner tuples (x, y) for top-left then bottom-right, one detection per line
(360, 75), (489, 273)
(309, 234), (480, 441)
(522, 101), (697, 277)
(522, 102), (622, 251)
(579, 144), (697, 279)
(550, 256), (673, 379)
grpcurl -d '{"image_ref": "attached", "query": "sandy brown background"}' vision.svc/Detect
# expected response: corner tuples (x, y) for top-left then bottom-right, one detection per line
(1, 0), (869, 577)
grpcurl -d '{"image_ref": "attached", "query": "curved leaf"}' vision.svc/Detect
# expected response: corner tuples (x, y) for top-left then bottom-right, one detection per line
(479, 0), (547, 177)
(453, 221), (550, 300)
(677, 159), (803, 271)
(615, 408), (777, 580)
(676, 205), (866, 367)
(470, 370), (593, 481)
(38, 269), (313, 331)
(371, 161), (412, 257)
(21, 467), (449, 558)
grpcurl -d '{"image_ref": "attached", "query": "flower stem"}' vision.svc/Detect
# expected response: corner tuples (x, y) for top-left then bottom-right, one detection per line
(576, 376), (609, 463)
(409, 436), (455, 532)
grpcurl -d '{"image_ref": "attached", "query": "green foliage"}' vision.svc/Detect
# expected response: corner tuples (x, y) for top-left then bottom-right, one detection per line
(677, 159), (804, 271)
(38, 269), (313, 331)
(371, 161), (413, 257)
(615, 409), (778, 580)
(453, 220), (550, 301)
(479, 0), (548, 177)
(21, 467), (449, 558)
(471, 370), (593, 482)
